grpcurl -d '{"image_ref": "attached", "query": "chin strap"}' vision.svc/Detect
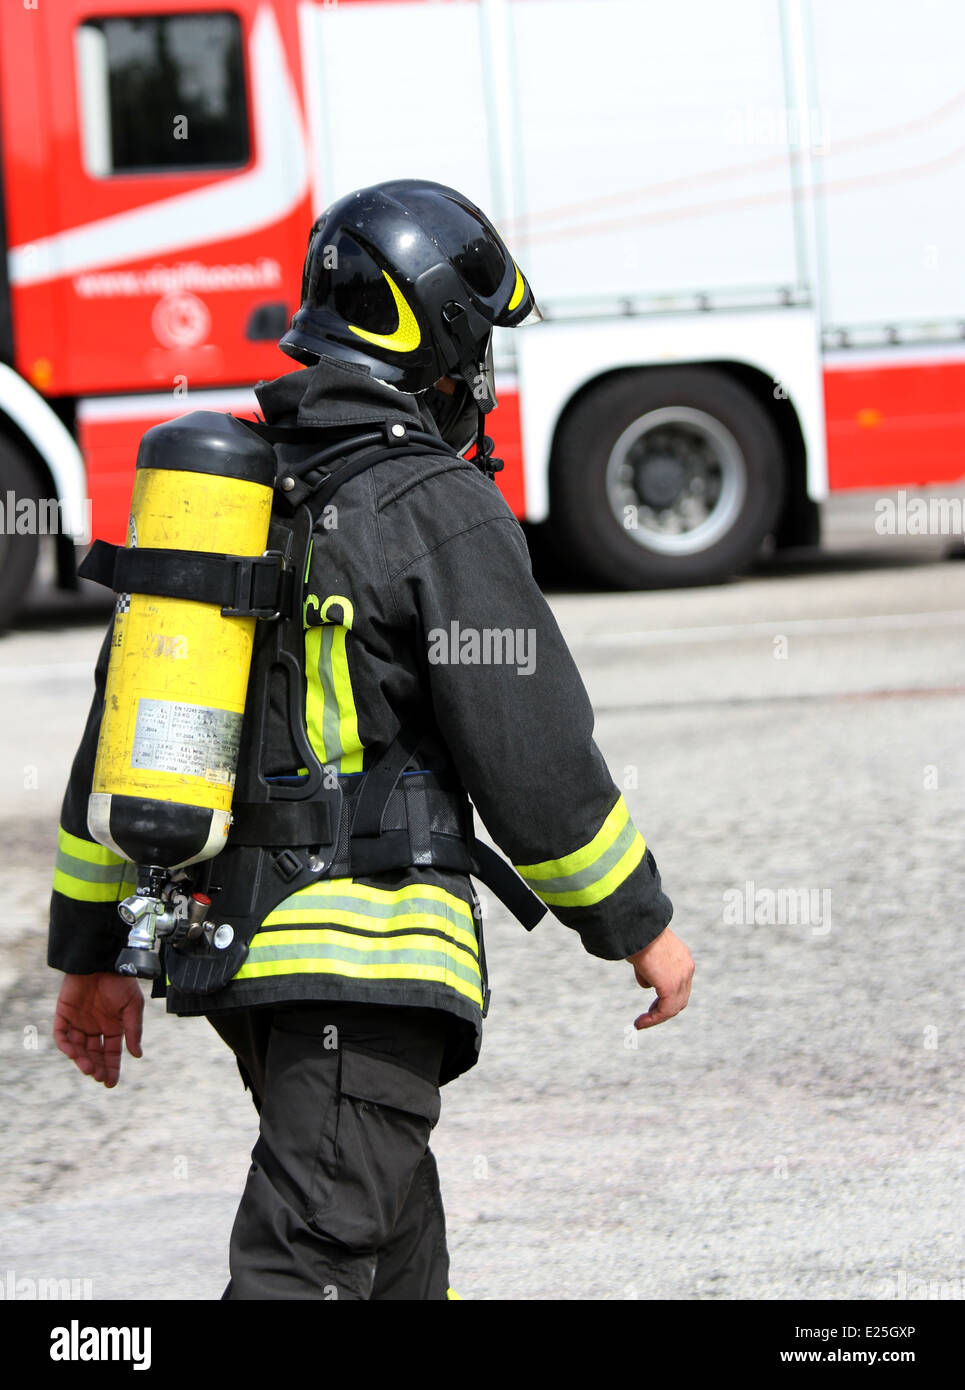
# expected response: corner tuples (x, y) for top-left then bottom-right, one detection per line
(472, 409), (504, 480)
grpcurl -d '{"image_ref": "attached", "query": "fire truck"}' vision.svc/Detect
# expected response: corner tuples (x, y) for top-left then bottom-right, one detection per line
(1, 0), (963, 625)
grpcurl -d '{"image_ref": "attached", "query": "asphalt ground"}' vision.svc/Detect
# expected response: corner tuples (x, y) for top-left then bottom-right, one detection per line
(0, 492), (962, 1302)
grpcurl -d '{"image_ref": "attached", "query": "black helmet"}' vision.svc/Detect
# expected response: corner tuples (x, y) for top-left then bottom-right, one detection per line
(279, 179), (541, 415)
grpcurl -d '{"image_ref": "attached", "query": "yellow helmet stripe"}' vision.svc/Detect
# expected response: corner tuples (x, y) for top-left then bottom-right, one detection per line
(348, 272), (421, 352)
(507, 262), (524, 312)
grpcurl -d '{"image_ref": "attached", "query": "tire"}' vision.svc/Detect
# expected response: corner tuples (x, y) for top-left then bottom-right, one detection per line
(0, 437), (42, 629)
(550, 367), (787, 587)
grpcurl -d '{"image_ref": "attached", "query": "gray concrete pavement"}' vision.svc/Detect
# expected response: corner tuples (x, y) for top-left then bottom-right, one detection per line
(0, 514), (962, 1301)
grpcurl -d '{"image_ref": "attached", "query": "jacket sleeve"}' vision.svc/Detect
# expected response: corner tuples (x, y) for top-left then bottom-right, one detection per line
(390, 508), (673, 961)
(48, 622), (136, 974)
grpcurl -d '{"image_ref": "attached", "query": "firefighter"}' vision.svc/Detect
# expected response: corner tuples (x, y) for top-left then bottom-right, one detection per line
(49, 179), (694, 1300)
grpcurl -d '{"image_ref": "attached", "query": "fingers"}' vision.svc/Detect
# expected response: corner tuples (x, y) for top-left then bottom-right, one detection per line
(53, 1012), (123, 1086)
(102, 1032), (123, 1088)
(84, 1030), (110, 1085)
(53, 1012), (91, 1069)
(630, 937), (695, 1031)
(52, 1009), (74, 1056)
(122, 995), (143, 1060)
(633, 977), (693, 1030)
(52, 977), (145, 1087)
(634, 992), (682, 1029)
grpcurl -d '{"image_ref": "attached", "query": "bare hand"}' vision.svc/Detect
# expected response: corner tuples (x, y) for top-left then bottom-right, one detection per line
(627, 927), (694, 1030)
(53, 972), (144, 1088)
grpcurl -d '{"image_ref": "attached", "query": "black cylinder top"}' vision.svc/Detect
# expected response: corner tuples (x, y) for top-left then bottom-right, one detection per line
(136, 411), (277, 487)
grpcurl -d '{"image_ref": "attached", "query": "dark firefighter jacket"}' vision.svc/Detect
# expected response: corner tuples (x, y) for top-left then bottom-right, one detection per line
(48, 357), (674, 1082)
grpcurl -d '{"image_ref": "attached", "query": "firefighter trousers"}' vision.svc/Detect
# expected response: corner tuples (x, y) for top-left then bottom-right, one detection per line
(206, 1001), (453, 1300)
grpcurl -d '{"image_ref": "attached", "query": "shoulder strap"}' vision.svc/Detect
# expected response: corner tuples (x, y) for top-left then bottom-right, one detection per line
(248, 417), (460, 515)
(302, 439), (456, 521)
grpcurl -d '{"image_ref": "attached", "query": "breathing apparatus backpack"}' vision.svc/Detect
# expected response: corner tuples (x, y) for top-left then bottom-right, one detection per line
(78, 410), (545, 992)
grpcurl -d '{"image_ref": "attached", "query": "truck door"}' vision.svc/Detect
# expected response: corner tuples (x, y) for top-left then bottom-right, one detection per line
(11, 0), (311, 399)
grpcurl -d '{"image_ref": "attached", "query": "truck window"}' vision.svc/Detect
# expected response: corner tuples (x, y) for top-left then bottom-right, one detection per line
(75, 12), (248, 176)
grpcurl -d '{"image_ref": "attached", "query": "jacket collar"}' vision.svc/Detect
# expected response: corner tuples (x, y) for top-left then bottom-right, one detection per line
(254, 355), (441, 437)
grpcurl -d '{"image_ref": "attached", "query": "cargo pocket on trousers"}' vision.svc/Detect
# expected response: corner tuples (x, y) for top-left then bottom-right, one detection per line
(308, 1046), (442, 1253)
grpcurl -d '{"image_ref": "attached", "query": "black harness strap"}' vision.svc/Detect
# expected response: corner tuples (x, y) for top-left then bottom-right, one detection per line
(78, 540), (292, 620)
(347, 829), (468, 876)
(246, 417), (460, 513)
(349, 714), (428, 840)
(471, 840), (546, 931)
(303, 441), (455, 514)
(226, 800), (335, 848)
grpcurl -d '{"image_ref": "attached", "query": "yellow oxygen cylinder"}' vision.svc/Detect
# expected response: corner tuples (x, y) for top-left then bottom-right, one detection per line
(87, 411), (277, 875)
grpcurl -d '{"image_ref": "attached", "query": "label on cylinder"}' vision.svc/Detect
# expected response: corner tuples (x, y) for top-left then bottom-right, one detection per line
(131, 698), (242, 784)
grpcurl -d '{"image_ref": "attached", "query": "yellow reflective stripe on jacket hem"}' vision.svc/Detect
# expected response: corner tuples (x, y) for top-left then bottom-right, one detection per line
(514, 795), (647, 907)
(245, 878), (483, 1003)
(263, 880), (478, 953)
(263, 906), (479, 958)
(235, 932), (483, 1008)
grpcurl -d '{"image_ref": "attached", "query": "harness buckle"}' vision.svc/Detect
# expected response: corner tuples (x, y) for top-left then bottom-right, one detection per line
(272, 849), (303, 882)
(222, 550), (287, 620)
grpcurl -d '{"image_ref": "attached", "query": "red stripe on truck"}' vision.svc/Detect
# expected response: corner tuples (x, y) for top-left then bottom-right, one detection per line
(824, 359), (965, 490)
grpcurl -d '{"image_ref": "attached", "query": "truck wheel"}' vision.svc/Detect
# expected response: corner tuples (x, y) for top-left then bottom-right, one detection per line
(0, 438), (42, 629)
(550, 367), (786, 587)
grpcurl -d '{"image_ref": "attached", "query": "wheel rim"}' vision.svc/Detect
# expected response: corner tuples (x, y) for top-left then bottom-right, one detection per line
(604, 406), (747, 556)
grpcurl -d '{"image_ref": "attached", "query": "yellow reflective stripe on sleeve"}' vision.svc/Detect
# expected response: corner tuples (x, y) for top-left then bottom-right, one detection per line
(57, 826), (126, 867)
(535, 832), (646, 908)
(53, 826), (135, 903)
(515, 796), (629, 881)
(514, 795), (647, 908)
(52, 871), (125, 903)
